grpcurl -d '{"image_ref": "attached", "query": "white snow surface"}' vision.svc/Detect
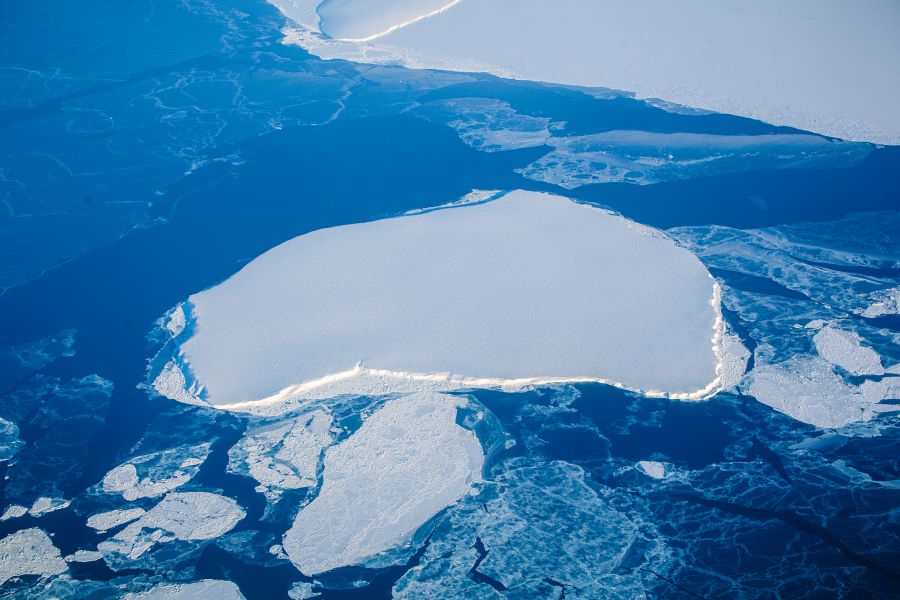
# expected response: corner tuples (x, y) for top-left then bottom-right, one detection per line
(86, 508), (146, 532)
(636, 460), (667, 480)
(0, 528), (67, 585)
(122, 579), (245, 600)
(28, 497), (70, 517)
(277, 0), (900, 145)
(283, 392), (484, 575)
(160, 190), (735, 410)
(812, 326), (884, 376)
(98, 492), (245, 561)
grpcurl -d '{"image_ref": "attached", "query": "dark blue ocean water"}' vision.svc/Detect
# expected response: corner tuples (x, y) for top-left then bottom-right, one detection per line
(1, 0), (899, 598)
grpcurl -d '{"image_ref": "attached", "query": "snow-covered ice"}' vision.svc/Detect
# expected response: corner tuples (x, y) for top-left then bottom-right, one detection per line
(636, 460), (667, 480)
(0, 528), (67, 585)
(228, 409), (332, 501)
(283, 392), (483, 575)
(0, 505), (27, 521)
(747, 356), (900, 429)
(65, 550), (103, 563)
(277, 0), (900, 144)
(155, 190), (738, 410)
(86, 508), (146, 532)
(28, 497), (70, 517)
(812, 326), (884, 376)
(98, 492), (245, 562)
(100, 443), (210, 501)
(121, 579), (245, 600)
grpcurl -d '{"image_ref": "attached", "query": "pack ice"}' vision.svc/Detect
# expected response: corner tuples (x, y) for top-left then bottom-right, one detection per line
(153, 190), (738, 410)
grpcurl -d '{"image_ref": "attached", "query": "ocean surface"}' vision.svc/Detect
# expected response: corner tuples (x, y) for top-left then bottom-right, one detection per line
(1, 0), (898, 598)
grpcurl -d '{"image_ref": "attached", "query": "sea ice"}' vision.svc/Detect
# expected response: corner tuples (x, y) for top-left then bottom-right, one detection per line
(86, 508), (146, 532)
(28, 497), (70, 517)
(121, 579), (245, 600)
(414, 98), (555, 152)
(0, 505), (27, 521)
(636, 460), (667, 480)
(0, 418), (21, 462)
(65, 550), (103, 563)
(98, 492), (245, 562)
(747, 356), (900, 429)
(228, 409), (333, 501)
(283, 392), (483, 574)
(317, 0), (459, 40)
(0, 528), (67, 585)
(277, 0), (900, 144)
(156, 190), (736, 409)
(812, 326), (884, 376)
(517, 131), (870, 189)
(101, 443), (211, 501)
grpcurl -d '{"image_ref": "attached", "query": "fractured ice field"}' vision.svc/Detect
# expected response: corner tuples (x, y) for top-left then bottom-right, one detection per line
(277, 0), (900, 144)
(152, 190), (741, 409)
(517, 131), (871, 189)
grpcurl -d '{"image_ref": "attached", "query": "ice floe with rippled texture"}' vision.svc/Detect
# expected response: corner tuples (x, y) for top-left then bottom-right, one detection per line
(284, 392), (483, 575)
(154, 190), (739, 410)
(0, 528), (67, 585)
(747, 355), (899, 429)
(86, 507), (146, 532)
(812, 325), (884, 376)
(122, 579), (245, 600)
(98, 492), (245, 566)
(414, 97), (556, 152)
(228, 409), (332, 502)
(517, 130), (870, 189)
(394, 459), (656, 598)
(100, 443), (211, 501)
(277, 0), (900, 145)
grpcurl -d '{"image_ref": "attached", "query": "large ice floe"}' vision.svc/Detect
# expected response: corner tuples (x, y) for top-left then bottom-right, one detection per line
(0, 528), (67, 586)
(274, 0), (900, 144)
(152, 190), (740, 410)
(283, 392), (484, 575)
(121, 579), (245, 600)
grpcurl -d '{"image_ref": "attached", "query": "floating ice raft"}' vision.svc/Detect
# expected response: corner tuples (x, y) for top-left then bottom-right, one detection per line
(154, 190), (741, 410)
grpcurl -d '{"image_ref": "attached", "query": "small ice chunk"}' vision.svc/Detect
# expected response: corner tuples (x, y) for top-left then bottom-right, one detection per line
(861, 287), (900, 318)
(121, 579), (245, 600)
(86, 508), (146, 531)
(28, 497), (70, 517)
(813, 326), (884, 376)
(0, 505), (27, 521)
(65, 550), (103, 563)
(98, 492), (246, 561)
(283, 392), (484, 575)
(0, 528), (67, 585)
(636, 460), (667, 480)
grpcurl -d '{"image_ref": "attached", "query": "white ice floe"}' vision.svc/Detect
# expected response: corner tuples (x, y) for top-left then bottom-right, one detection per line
(101, 444), (211, 501)
(747, 356), (900, 429)
(812, 326), (884, 376)
(228, 409), (333, 501)
(283, 392), (483, 575)
(0, 505), (27, 521)
(155, 190), (739, 410)
(516, 131), (870, 189)
(0, 528), (67, 585)
(122, 579), (245, 600)
(98, 492), (245, 561)
(28, 497), (70, 517)
(86, 508), (146, 532)
(65, 550), (103, 563)
(636, 460), (667, 480)
(277, 0), (900, 145)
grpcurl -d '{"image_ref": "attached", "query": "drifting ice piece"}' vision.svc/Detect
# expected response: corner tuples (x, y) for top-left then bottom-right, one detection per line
(283, 392), (483, 574)
(158, 190), (734, 409)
